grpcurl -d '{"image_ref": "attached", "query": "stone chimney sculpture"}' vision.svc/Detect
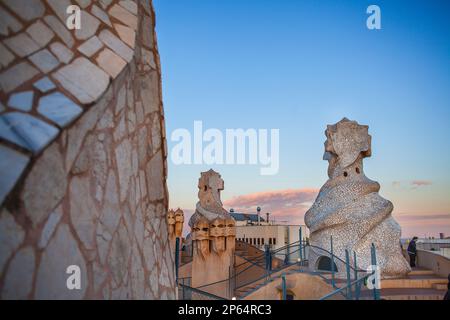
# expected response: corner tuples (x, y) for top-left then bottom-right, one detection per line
(189, 169), (236, 298)
(167, 209), (176, 238)
(304, 118), (410, 278)
(167, 208), (184, 269)
(174, 208), (184, 238)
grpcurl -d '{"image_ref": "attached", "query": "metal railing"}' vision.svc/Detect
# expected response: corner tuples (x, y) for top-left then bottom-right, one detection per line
(178, 281), (227, 300)
(175, 230), (381, 301)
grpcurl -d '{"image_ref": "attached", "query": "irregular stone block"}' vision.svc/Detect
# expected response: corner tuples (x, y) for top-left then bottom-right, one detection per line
(130, 243), (144, 298)
(34, 77), (56, 93)
(4, 32), (40, 58)
(108, 222), (131, 286)
(0, 209), (25, 273)
(75, 0), (91, 9)
(29, 49), (60, 73)
(99, 171), (120, 235)
(46, 0), (71, 23)
(38, 208), (63, 249)
(0, 62), (39, 93)
(50, 42), (74, 64)
(140, 71), (160, 115)
(100, 0), (113, 10)
(22, 143), (66, 227)
(119, 1), (138, 15)
(91, 4), (112, 27)
(109, 4), (137, 30)
(44, 15), (75, 48)
(1, 246), (35, 299)
(69, 175), (98, 250)
(52, 57), (109, 104)
(0, 112), (59, 153)
(115, 139), (132, 202)
(96, 48), (127, 78)
(35, 224), (87, 299)
(8, 91), (34, 111)
(77, 36), (103, 57)
(99, 29), (134, 63)
(3, 0), (45, 21)
(0, 43), (15, 68)
(65, 87), (113, 171)
(0, 7), (23, 36)
(114, 23), (135, 48)
(75, 11), (100, 40)
(26, 21), (55, 47)
(141, 14), (154, 48)
(38, 92), (83, 127)
(146, 150), (165, 201)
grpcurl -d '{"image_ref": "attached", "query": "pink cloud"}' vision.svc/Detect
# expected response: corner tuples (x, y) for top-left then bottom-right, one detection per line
(178, 192), (449, 239)
(411, 180), (432, 187)
(223, 188), (319, 224)
(394, 212), (450, 238)
(392, 181), (401, 187)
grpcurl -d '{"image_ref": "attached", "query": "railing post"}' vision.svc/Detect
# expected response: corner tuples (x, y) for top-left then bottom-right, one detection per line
(371, 243), (381, 300)
(228, 265), (232, 299)
(286, 244), (290, 266)
(345, 249), (352, 300)
(264, 245), (269, 270)
(175, 237), (180, 284)
(299, 227), (303, 262)
(281, 273), (287, 300)
(353, 251), (360, 300)
(330, 236), (335, 288)
(269, 249), (273, 273)
(264, 245), (270, 280)
(303, 237), (307, 261)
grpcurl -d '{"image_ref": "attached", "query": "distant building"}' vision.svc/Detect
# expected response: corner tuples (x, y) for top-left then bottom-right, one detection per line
(230, 212), (266, 226)
(230, 210), (308, 252)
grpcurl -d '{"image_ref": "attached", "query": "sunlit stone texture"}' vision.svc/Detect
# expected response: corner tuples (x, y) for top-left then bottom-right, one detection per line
(305, 118), (410, 278)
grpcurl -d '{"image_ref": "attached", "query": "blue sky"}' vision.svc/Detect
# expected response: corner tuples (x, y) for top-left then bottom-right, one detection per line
(153, 0), (450, 237)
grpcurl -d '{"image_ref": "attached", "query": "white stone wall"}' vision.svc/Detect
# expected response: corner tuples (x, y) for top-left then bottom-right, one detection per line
(0, 1), (175, 299)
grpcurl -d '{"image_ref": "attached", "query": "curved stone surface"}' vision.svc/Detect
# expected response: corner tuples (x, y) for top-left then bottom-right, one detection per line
(304, 118), (410, 278)
(0, 0), (174, 299)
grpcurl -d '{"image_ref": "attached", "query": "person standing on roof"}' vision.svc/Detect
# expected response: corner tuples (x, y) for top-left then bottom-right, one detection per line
(407, 236), (418, 267)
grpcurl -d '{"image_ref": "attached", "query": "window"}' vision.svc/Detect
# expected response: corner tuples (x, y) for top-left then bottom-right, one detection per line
(269, 238), (272, 245)
(273, 238), (276, 245)
(262, 238), (265, 245)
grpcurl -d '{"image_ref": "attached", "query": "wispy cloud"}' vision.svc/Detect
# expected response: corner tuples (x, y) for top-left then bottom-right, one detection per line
(411, 180), (432, 187)
(395, 213), (449, 221)
(177, 189), (319, 235)
(223, 188), (319, 224)
(392, 180), (433, 189)
(394, 212), (450, 238)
